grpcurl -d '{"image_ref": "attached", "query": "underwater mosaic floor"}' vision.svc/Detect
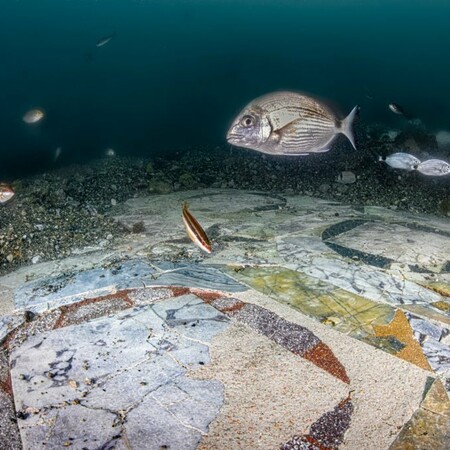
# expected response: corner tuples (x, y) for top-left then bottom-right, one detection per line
(0, 189), (449, 449)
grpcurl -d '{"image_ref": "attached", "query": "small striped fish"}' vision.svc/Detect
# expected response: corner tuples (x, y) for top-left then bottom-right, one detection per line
(182, 202), (212, 253)
(227, 91), (358, 156)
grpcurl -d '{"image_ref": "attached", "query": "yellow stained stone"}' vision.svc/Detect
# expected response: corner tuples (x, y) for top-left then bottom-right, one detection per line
(432, 300), (450, 312)
(427, 281), (450, 298)
(373, 310), (432, 371)
(229, 265), (394, 339)
(389, 379), (450, 450)
(421, 379), (450, 415)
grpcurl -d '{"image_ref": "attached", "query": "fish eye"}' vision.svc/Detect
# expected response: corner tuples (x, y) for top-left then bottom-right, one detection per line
(241, 115), (255, 128)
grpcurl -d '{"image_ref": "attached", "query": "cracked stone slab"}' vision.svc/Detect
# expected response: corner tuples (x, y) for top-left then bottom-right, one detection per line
(0, 313), (25, 343)
(10, 295), (228, 450)
(283, 254), (442, 307)
(148, 262), (248, 292)
(14, 259), (157, 313)
(13, 260), (247, 314)
(327, 221), (450, 273)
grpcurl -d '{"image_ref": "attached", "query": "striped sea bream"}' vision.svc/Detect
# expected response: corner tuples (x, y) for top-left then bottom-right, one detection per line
(182, 201), (212, 253)
(227, 91), (358, 156)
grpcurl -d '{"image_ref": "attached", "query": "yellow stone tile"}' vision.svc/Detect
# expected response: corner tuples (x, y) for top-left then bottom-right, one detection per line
(390, 379), (450, 450)
(421, 379), (450, 416)
(229, 265), (394, 339)
(374, 310), (432, 371)
(432, 300), (450, 313)
(426, 282), (450, 298)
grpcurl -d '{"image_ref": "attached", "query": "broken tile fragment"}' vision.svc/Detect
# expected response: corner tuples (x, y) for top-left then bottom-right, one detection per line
(374, 310), (432, 371)
(389, 379), (450, 450)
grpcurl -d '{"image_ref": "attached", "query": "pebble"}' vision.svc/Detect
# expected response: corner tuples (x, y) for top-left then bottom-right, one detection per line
(336, 171), (357, 184)
(6, 254), (14, 263)
(31, 255), (41, 265)
(111, 199), (117, 206)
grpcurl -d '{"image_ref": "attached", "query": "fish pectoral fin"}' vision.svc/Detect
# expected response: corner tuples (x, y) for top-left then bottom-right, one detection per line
(271, 121), (304, 144)
(277, 119), (310, 137)
(276, 119), (316, 151)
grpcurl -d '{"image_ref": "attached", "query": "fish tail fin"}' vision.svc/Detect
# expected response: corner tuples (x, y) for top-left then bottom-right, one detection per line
(339, 105), (359, 150)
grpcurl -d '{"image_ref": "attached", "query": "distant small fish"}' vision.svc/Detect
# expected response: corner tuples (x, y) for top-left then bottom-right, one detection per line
(336, 171), (357, 184)
(182, 202), (212, 253)
(96, 32), (116, 48)
(227, 91), (359, 156)
(105, 148), (116, 157)
(435, 130), (450, 148)
(54, 146), (62, 162)
(379, 152), (420, 171)
(23, 108), (44, 124)
(0, 184), (15, 204)
(416, 159), (450, 176)
(388, 103), (413, 120)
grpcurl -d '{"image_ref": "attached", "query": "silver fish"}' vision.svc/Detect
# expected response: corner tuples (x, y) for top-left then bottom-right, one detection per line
(0, 184), (15, 204)
(96, 32), (116, 48)
(379, 152), (420, 171)
(416, 159), (450, 176)
(54, 146), (62, 162)
(105, 148), (116, 157)
(388, 103), (413, 119)
(23, 108), (44, 124)
(227, 91), (358, 156)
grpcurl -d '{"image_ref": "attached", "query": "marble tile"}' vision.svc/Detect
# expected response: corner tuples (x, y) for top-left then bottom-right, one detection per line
(228, 266), (450, 375)
(421, 339), (450, 373)
(373, 310), (432, 371)
(228, 265), (395, 340)
(13, 260), (247, 313)
(328, 222), (450, 273)
(150, 262), (248, 292)
(14, 259), (157, 313)
(286, 256), (442, 307)
(0, 314), (24, 343)
(389, 379), (450, 450)
(10, 296), (229, 450)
